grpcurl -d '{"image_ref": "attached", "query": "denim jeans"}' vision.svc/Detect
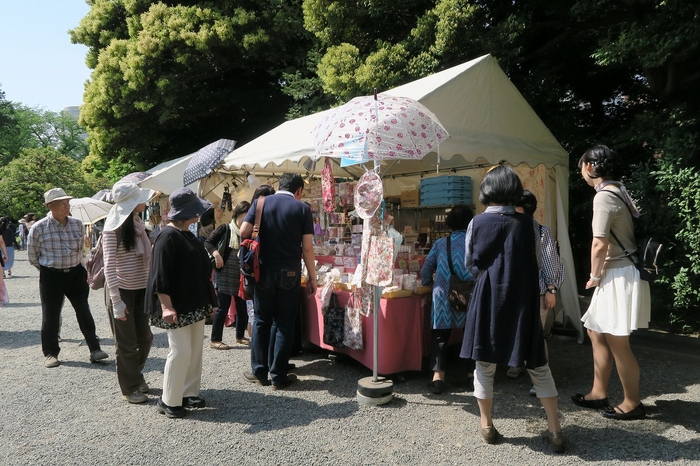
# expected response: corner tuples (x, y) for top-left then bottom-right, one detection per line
(251, 268), (300, 384)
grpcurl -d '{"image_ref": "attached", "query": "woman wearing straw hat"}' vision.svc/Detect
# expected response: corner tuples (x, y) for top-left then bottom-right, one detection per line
(103, 182), (156, 404)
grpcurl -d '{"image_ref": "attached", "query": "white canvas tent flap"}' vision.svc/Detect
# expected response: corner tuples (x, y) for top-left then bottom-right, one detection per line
(210, 54), (584, 342)
(140, 153), (197, 195)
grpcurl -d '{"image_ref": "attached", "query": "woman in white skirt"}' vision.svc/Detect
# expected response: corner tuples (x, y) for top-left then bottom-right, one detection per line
(572, 145), (651, 420)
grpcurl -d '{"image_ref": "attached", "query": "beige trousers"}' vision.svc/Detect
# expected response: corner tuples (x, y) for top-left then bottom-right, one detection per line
(162, 319), (205, 407)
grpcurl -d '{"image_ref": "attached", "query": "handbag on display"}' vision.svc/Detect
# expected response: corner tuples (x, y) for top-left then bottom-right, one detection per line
(365, 234), (394, 286)
(323, 292), (345, 347)
(240, 197), (265, 282)
(321, 157), (336, 213)
(446, 235), (474, 312)
(208, 225), (230, 270)
(342, 292), (363, 349)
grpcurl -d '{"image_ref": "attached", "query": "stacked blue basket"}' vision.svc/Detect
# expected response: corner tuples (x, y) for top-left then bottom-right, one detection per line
(420, 176), (472, 206)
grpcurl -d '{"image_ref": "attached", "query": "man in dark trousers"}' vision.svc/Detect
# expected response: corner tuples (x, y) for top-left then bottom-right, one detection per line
(241, 173), (317, 389)
(27, 188), (108, 368)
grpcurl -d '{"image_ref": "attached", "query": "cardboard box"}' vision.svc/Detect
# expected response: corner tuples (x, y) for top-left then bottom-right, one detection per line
(419, 219), (433, 228)
(400, 189), (419, 207)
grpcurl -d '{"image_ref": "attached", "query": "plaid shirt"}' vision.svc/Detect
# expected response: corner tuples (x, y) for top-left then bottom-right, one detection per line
(27, 213), (85, 269)
(539, 224), (565, 295)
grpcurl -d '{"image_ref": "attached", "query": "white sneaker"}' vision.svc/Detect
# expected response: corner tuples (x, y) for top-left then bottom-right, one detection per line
(44, 355), (60, 368)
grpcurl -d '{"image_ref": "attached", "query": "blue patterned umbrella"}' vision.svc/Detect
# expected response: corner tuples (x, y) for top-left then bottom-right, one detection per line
(182, 139), (237, 186)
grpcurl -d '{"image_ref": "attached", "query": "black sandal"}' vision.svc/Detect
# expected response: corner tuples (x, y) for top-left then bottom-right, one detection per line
(571, 393), (610, 410)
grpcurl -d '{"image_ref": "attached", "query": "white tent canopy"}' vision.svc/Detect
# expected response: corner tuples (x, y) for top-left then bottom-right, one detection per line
(209, 54), (583, 341)
(220, 54), (567, 175)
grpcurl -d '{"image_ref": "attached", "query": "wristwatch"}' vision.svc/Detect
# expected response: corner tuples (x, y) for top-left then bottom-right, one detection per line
(546, 287), (557, 295)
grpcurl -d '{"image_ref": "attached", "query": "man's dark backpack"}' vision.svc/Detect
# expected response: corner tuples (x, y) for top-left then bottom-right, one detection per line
(603, 190), (666, 282)
(239, 196), (265, 284)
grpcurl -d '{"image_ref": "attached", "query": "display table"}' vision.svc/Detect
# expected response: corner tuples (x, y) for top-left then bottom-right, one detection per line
(302, 287), (431, 374)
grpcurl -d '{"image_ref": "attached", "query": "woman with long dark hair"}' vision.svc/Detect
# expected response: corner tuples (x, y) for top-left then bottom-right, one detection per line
(103, 182), (155, 404)
(572, 145), (650, 420)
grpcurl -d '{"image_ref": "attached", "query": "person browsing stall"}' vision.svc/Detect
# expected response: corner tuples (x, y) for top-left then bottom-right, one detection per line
(240, 173), (317, 390)
(507, 190), (565, 384)
(420, 204), (474, 394)
(461, 166), (564, 452)
(205, 200), (251, 349)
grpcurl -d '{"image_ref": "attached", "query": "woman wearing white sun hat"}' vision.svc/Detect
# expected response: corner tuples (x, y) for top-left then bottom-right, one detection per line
(103, 181), (155, 404)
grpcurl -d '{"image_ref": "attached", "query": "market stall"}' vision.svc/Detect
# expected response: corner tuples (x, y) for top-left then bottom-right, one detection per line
(206, 54), (581, 341)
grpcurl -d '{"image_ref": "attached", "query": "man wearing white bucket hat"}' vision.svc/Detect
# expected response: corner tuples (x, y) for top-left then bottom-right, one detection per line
(27, 188), (109, 368)
(103, 182), (155, 404)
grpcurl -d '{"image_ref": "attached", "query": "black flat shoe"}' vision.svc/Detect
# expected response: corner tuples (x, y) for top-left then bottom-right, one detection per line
(602, 403), (646, 420)
(427, 380), (445, 394)
(183, 396), (206, 408)
(571, 393), (610, 410)
(157, 398), (186, 418)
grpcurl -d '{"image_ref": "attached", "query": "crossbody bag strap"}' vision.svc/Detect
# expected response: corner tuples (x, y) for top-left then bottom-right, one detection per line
(446, 234), (457, 276)
(252, 196), (265, 239)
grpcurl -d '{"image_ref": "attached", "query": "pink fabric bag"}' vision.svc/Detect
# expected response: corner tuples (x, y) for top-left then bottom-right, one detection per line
(322, 157), (336, 212)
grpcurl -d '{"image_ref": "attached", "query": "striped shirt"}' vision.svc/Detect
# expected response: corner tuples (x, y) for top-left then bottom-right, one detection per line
(27, 213), (85, 269)
(539, 224), (565, 295)
(103, 225), (150, 318)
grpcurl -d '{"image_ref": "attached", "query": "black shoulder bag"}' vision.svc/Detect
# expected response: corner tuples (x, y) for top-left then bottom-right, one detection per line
(446, 235), (474, 312)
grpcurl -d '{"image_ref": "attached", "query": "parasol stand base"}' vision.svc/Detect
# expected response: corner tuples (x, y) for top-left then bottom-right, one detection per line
(356, 376), (393, 406)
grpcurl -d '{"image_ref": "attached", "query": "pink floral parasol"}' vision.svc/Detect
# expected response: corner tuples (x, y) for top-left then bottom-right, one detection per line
(312, 93), (449, 163)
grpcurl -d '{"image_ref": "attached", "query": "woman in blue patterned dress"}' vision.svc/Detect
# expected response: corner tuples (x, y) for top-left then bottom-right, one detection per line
(420, 204), (474, 394)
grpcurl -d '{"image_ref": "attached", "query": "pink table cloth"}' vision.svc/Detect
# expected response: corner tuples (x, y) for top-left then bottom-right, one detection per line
(302, 288), (431, 374)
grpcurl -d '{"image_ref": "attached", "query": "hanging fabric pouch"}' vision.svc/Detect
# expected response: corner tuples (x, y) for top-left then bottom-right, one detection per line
(322, 157), (336, 213)
(365, 234), (395, 286)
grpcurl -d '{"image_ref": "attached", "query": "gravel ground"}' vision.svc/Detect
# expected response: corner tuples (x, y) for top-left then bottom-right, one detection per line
(1, 251), (699, 465)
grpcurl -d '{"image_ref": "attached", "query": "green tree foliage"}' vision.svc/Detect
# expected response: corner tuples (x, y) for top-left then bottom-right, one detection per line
(71, 0), (314, 168)
(0, 148), (94, 219)
(0, 97), (89, 165)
